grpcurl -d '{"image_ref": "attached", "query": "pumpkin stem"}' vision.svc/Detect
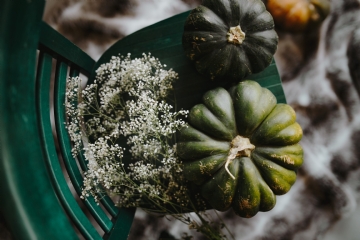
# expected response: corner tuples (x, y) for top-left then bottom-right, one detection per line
(225, 135), (255, 180)
(227, 25), (246, 45)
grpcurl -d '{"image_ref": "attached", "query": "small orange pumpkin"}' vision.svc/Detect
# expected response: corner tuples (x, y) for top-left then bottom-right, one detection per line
(266, 0), (330, 32)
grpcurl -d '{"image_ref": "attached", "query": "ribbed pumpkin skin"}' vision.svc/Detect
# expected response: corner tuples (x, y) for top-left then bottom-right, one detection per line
(177, 80), (303, 218)
(182, 0), (278, 81)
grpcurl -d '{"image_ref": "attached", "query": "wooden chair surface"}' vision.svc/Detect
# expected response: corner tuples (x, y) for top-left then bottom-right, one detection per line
(0, 0), (284, 239)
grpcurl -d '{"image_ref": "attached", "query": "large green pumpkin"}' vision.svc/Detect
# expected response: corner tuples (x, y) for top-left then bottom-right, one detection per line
(177, 80), (303, 218)
(182, 0), (278, 82)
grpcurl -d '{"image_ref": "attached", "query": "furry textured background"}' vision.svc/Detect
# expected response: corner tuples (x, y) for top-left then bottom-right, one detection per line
(3, 0), (360, 239)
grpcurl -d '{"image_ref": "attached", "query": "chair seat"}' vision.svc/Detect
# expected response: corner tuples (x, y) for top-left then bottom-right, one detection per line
(0, 0), (285, 239)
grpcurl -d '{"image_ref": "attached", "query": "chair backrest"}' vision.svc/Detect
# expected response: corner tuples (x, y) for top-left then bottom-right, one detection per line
(0, 0), (285, 239)
(0, 0), (134, 239)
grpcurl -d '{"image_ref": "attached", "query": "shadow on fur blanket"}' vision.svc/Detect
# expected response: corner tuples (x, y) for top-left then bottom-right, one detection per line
(42, 0), (360, 239)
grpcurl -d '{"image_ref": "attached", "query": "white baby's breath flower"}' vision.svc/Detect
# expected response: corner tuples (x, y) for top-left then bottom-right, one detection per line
(65, 53), (191, 210)
(65, 52), (233, 240)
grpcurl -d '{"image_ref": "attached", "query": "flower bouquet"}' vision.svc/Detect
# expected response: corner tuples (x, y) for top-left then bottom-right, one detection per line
(65, 0), (303, 239)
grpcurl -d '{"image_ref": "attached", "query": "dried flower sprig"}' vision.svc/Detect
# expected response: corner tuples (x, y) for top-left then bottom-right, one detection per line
(65, 53), (234, 240)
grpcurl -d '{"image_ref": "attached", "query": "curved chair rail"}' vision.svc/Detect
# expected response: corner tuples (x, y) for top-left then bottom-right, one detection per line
(0, 0), (135, 239)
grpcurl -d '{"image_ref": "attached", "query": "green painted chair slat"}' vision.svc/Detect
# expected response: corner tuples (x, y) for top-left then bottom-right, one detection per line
(69, 67), (80, 77)
(76, 145), (120, 217)
(68, 67), (120, 218)
(77, 147), (90, 171)
(54, 60), (114, 233)
(38, 17), (125, 233)
(104, 208), (136, 240)
(1, 1), (136, 238)
(99, 195), (120, 218)
(35, 51), (102, 239)
(38, 22), (95, 76)
(0, 0), (80, 239)
(68, 68), (90, 172)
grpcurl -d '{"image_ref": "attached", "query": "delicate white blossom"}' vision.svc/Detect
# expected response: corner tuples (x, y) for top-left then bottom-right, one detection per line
(66, 53), (189, 209)
(65, 53), (232, 240)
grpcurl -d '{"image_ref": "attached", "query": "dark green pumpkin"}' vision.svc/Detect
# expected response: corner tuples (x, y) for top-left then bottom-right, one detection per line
(182, 0), (278, 81)
(177, 80), (303, 218)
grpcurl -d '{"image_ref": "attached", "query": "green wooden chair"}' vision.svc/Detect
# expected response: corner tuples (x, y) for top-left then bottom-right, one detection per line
(0, 0), (285, 239)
